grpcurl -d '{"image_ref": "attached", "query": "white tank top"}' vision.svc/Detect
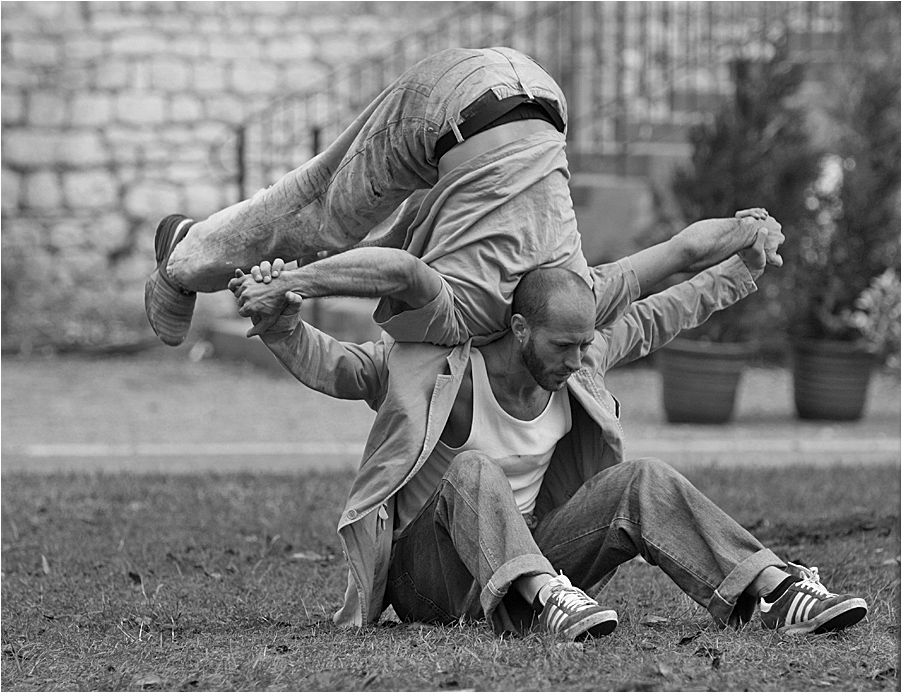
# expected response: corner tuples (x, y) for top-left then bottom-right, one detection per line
(396, 349), (572, 530)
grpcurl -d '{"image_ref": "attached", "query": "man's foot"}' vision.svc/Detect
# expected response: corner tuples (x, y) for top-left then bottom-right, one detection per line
(538, 574), (618, 641)
(145, 215), (196, 346)
(759, 564), (868, 635)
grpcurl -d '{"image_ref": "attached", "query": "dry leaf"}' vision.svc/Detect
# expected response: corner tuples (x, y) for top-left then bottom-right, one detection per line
(640, 614), (669, 626)
(291, 551), (327, 561)
(134, 673), (163, 688)
(41, 555), (50, 575)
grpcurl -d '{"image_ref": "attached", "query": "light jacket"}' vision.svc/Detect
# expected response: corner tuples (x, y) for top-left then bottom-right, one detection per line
(261, 256), (757, 627)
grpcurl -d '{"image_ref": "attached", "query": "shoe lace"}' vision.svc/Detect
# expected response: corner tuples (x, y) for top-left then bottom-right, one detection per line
(550, 584), (597, 613)
(795, 566), (835, 599)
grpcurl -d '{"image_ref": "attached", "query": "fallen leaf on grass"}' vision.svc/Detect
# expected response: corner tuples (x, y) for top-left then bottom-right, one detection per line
(677, 631), (703, 646)
(652, 659), (672, 677)
(881, 556), (900, 566)
(291, 551), (328, 561)
(554, 641), (584, 651)
(640, 614), (669, 626)
(41, 555), (50, 575)
(134, 673), (163, 688)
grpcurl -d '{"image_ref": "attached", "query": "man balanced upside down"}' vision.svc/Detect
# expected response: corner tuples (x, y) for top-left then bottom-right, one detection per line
(145, 47), (784, 347)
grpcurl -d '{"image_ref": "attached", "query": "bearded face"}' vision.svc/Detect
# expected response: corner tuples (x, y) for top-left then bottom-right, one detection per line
(519, 333), (578, 392)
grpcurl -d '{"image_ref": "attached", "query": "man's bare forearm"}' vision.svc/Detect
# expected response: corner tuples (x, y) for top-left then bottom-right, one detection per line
(233, 247), (444, 320)
(680, 216), (777, 273)
(627, 214), (782, 292)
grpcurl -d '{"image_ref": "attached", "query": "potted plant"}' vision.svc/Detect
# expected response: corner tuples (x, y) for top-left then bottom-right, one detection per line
(655, 37), (822, 423)
(785, 21), (901, 420)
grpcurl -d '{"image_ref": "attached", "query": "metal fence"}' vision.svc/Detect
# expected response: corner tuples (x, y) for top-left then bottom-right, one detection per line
(212, 1), (851, 199)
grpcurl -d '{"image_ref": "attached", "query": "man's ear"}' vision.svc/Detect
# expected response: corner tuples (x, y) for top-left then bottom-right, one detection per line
(511, 313), (530, 343)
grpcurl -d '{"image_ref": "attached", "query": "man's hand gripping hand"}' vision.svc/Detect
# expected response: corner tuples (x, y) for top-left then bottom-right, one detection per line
(735, 208), (784, 268)
(227, 258), (303, 337)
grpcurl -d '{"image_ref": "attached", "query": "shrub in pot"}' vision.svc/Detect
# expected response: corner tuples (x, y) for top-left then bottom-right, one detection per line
(784, 22), (901, 420)
(655, 38), (822, 423)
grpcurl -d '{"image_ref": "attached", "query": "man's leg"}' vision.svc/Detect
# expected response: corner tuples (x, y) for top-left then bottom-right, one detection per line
(146, 47), (573, 345)
(386, 452), (615, 639)
(533, 458), (867, 632)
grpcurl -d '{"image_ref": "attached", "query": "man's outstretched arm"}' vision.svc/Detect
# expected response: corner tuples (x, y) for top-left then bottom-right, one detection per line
(625, 208), (784, 294)
(230, 247), (444, 331)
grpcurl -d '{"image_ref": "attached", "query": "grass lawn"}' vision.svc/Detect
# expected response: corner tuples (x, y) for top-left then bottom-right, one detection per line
(2, 463), (899, 692)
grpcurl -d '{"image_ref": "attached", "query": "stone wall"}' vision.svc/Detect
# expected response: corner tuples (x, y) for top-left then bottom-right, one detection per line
(1, 1), (449, 351)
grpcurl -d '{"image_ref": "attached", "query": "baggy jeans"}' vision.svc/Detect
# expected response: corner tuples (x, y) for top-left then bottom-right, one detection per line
(168, 47), (569, 292)
(386, 453), (785, 634)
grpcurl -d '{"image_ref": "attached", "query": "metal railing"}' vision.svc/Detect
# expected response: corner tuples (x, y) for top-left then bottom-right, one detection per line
(212, 1), (850, 198)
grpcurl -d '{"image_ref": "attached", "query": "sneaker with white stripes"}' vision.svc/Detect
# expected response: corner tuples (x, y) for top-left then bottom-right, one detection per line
(759, 564), (868, 635)
(538, 574), (618, 641)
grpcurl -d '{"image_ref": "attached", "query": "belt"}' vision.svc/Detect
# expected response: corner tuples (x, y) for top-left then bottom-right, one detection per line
(435, 90), (565, 162)
(437, 118), (558, 178)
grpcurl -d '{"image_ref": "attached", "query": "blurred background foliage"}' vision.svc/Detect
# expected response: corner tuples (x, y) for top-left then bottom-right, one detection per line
(655, 3), (900, 364)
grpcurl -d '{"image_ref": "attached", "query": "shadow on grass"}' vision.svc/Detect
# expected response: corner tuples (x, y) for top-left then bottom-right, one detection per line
(2, 464), (899, 691)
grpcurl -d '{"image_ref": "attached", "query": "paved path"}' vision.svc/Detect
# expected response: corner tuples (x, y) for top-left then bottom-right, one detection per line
(3, 349), (899, 474)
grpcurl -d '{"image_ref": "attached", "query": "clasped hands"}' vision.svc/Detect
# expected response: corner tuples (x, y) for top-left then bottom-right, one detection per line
(228, 258), (301, 336)
(734, 208), (784, 280)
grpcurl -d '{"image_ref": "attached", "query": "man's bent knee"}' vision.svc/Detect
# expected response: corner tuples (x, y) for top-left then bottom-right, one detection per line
(624, 457), (686, 486)
(444, 451), (508, 491)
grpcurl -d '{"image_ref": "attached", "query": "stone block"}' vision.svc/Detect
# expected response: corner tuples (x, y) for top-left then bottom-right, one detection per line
(0, 217), (43, 253)
(23, 171), (63, 210)
(231, 61), (280, 95)
(71, 93), (113, 126)
(193, 63), (227, 92)
(116, 92), (167, 125)
(2, 129), (60, 168)
(131, 62), (154, 91)
(170, 94), (203, 122)
(205, 94), (246, 124)
(208, 35), (261, 60)
(184, 181), (226, 216)
(64, 36), (105, 62)
(48, 218), (89, 249)
(110, 31), (166, 55)
(2, 168), (22, 212)
(90, 212), (131, 253)
(266, 35), (316, 62)
(2, 90), (26, 125)
(7, 36), (63, 66)
(88, 13), (143, 32)
(0, 3), (41, 32)
(151, 57), (192, 91)
(123, 179), (181, 218)
(95, 60), (132, 90)
(60, 131), (110, 167)
(28, 90), (69, 127)
(62, 169), (119, 210)
(1, 65), (42, 89)
(164, 37), (207, 59)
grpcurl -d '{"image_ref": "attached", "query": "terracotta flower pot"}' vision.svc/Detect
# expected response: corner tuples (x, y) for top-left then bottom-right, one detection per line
(791, 338), (875, 420)
(659, 339), (756, 424)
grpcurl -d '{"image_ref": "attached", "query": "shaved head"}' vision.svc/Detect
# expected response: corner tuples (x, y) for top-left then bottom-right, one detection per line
(512, 267), (594, 329)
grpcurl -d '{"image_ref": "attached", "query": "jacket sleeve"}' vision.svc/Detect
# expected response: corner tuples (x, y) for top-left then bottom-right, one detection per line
(258, 313), (389, 406)
(590, 257), (642, 331)
(596, 255), (758, 371)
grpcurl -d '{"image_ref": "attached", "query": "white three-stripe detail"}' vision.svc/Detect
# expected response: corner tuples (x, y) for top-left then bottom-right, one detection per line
(788, 592), (817, 624)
